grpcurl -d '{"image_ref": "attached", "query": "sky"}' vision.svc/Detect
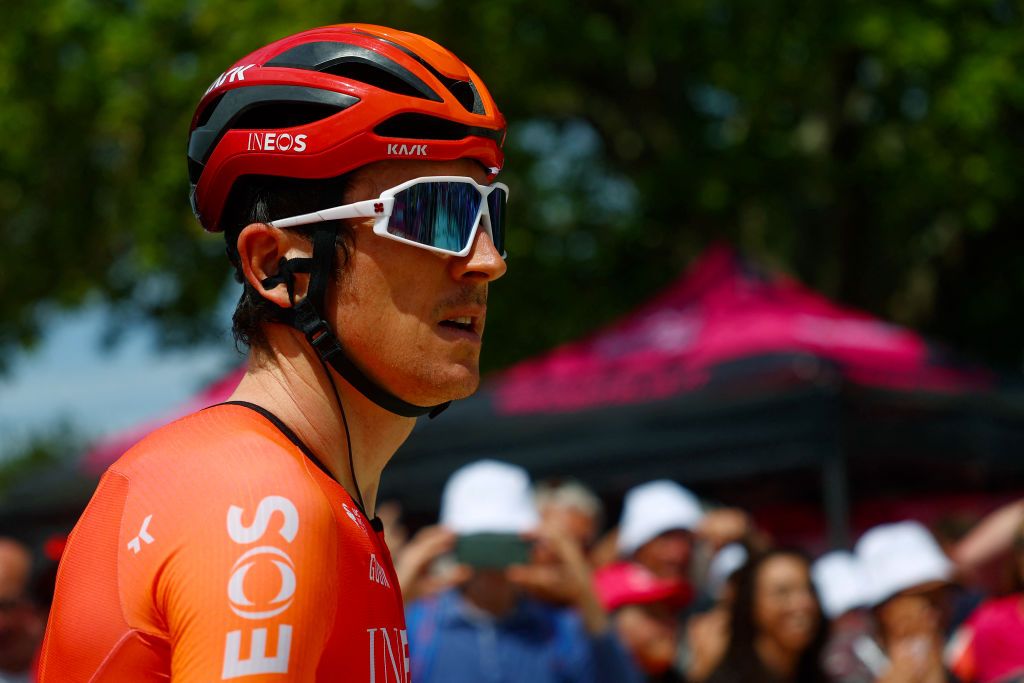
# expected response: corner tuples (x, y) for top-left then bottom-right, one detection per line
(0, 305), (238, 460)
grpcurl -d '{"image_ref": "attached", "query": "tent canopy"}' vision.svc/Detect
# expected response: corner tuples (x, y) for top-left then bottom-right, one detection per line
(491, 243), (991, 417)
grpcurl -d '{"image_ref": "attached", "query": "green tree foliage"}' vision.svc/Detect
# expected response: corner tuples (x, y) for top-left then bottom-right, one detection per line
(0, 422), (82, 495)
(2, 0), (1022, 372)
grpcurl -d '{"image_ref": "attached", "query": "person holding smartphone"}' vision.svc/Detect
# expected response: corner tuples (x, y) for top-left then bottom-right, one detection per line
(403, 460), (642, 683)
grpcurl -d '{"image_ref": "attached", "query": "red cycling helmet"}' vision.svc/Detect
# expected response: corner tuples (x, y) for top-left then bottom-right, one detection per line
(187, 23), (506, 232)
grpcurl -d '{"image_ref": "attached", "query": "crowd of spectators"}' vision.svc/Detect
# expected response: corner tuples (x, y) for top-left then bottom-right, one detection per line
(389, 461), (1024, 683)
(4, 462), (1024, 682)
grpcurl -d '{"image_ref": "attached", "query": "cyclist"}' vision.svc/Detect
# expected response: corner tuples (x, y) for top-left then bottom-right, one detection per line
(39, 23), (507, 682)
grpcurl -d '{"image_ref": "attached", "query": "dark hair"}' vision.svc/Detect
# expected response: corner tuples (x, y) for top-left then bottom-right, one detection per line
(221, 173), (356, 357)
(709, 549), (828, 683)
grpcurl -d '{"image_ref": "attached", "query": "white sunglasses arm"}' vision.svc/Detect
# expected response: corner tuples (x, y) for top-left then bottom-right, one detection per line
(269, 198), (395, 229)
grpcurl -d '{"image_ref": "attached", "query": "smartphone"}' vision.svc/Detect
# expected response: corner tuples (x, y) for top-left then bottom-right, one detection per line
(454, 533), (532, 569)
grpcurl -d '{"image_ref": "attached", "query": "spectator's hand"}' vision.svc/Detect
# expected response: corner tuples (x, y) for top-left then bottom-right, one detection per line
(875, 595), (946, 683)
(875, 637), (945, 683)
(697, 508), (751, 552)
(589, 527), (620, 569)
(393, 525), (470, 602)
(507, 525), (610, 635)
(686, 607), (730, 682)
(951, 499), (1024, 583)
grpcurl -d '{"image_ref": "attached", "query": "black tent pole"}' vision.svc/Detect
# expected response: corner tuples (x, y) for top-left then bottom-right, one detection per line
(823, 384), (851, 548)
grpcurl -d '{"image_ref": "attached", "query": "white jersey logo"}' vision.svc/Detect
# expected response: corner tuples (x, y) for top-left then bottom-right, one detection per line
(127, 514), (154, 555)
(228, 546), (297, 619)
(367, 627), (411, 683)
(369, 554), (391, 588)
(342, 503), (368, 533)
(222, 495), (299, 680)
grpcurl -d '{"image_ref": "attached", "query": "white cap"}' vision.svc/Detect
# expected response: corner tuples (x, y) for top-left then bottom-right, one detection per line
(855, 521), (953, 606)
(617, 480), (704, 556)
(707, 543), (748, 598)
(440, 460), (539, 535)
(812, 551), (872, 619)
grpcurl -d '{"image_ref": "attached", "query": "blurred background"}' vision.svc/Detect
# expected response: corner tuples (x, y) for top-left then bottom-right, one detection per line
(6, 5), (1024, 683)
(1, 0), (1024, 604)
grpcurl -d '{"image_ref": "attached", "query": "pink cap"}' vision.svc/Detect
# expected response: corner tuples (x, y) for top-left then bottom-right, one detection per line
(594, 562), (693, 612)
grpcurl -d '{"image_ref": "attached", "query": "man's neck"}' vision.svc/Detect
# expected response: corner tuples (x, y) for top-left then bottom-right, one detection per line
(228, 327), (416, 517)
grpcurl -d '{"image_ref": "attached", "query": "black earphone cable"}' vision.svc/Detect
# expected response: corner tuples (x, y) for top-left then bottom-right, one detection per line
(317, 346), (367, 517)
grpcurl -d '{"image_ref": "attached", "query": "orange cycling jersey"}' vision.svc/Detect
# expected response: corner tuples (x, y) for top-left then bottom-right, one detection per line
(39, 402), (410, 682)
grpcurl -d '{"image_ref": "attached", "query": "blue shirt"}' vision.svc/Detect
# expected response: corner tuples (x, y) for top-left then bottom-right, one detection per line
(406, 588), (643, 683)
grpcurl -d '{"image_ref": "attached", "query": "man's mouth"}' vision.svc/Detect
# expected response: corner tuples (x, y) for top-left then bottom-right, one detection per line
(436, 307), (485, 341)
(439, 316), (475, 332)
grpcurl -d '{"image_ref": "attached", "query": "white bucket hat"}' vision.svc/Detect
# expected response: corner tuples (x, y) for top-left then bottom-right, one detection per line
(617, 480), (704, 556)
(855, 521), (953, 606)
(440, 460), (539, 535)
(812, 550), (872, 619)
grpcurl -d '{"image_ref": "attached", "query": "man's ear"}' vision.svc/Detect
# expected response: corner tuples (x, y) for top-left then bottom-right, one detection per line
(236, 223), (311, 308)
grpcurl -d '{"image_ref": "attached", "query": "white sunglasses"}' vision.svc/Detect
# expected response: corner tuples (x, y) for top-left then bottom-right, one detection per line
(270, 175), (509, 258)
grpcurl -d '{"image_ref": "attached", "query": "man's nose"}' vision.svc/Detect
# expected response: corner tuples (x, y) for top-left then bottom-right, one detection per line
(449, 229), (506, 282)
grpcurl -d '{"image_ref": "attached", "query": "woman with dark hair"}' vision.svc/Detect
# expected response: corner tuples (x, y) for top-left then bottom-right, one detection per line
(706, 549), (828, 683)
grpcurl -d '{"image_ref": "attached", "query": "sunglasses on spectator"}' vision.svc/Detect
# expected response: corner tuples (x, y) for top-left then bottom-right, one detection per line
(270, 175), (508, 258)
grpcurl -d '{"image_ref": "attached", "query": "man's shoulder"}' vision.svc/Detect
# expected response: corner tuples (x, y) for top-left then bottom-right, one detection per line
(112, 403), (309, 480)
(105, 403), (334, 521)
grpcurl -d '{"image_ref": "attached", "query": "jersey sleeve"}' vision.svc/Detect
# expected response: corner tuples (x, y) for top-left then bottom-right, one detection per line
(116, 429), (342, 682)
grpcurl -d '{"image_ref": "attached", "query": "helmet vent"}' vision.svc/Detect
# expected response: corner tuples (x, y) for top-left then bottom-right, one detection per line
(375, 113), (504, 143)
(350, 30), (486, 115)
(268, 42), (442, 102)
(233, 101), (346, 129)
(445, 79), (481, 114)
(320, 61), (432, 100)
(195, 93), (225, 129)
(188, 157), (204, 186)
(187, 85), (358, 167)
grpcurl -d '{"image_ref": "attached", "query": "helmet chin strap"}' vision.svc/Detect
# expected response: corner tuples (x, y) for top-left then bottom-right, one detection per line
(260, 227), (450, 419)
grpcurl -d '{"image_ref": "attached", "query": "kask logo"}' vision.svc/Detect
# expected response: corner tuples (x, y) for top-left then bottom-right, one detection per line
(222, 495), (300, 680)
(247, 132), (308, 153)
(386, 143), (428, 156)
(204, 64), (256, 96)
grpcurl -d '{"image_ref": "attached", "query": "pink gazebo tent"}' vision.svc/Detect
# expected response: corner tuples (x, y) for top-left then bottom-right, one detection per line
(491, 243), (991, 417)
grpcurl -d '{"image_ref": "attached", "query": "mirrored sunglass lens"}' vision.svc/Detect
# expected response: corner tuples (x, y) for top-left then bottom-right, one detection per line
(389, 182), (482, 252)
(486, 188), (507, 254)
